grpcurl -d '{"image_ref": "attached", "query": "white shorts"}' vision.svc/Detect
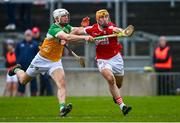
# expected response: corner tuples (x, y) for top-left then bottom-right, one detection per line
(26, 53), (63, 77)
(96, 53), (124, 76)
(6, 74), (18, 83)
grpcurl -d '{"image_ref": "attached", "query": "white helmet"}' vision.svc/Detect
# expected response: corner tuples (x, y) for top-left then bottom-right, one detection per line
(53, 8), (69, 24)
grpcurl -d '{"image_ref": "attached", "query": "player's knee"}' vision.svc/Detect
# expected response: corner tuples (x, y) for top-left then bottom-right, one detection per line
(57, 79), (66, 88)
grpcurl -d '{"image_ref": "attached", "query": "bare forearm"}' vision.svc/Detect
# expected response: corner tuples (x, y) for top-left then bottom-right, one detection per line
(70, 27), (85, 35)
(112, 27), (123, 33)
(58, 33), (85, 42)
(67, 34), (85, 42)
(57, 31), (93, 43)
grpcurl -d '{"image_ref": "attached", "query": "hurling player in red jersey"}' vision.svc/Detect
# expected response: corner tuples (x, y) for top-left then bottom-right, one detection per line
(73, 9), (132, 115)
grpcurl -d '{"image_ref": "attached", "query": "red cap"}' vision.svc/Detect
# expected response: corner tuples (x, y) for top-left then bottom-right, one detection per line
(32, 27), (40, 33)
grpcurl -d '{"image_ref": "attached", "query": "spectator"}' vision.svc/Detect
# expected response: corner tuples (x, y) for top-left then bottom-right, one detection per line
(32, 27), (53, 96)
(32, 27), (41, 42)
(16, 29), (39, 96)
(153, 36), (173, 95)
(3, 39), (18, 96)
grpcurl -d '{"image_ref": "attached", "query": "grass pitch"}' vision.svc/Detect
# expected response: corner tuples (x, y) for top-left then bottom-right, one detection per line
(0, 96), (179, 122)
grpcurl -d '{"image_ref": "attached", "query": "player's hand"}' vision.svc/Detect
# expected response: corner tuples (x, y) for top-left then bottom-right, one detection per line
(84, 36), (94, 42)
(61, 40), (67, 45)
(81, 17), (90, 27)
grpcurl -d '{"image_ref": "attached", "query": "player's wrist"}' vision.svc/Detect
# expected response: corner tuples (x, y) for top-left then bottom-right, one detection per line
(113, 27), (123, 33)
(85, 36), (94, 42)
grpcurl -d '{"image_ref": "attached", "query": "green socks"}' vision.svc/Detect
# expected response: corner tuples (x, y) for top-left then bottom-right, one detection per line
(14, 68), (21, 73)
(59, 103), (65, 111)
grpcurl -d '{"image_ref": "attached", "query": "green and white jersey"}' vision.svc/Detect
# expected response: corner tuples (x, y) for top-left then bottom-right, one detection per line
(46, 23), (73, 39)
(39, 23), (73, 62)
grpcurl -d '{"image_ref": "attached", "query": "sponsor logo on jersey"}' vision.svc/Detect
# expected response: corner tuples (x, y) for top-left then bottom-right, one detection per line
(95, 38), (109, 45)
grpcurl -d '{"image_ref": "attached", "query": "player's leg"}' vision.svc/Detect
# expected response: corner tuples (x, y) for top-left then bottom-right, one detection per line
(97, 59), (126, 109)
(50, 68), (72, 117)
(51, 68), (66, 107)
(101, 68), (132, 115)
(101, 68), (121, 99)
(16, 70), (33, 84)
(8, 64), (33, 84)
(114, 75), (132, 115)
(111, 53), (132, 115)
(112, 75), (123, 103)
(115, 75), (123, 89)
(101, 69), (127, 109)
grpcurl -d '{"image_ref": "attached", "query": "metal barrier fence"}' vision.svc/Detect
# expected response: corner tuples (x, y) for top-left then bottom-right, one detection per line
(150, 72), (180, 95)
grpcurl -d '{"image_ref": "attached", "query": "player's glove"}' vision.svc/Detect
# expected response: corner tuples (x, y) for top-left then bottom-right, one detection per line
(81, 17), (90, 27)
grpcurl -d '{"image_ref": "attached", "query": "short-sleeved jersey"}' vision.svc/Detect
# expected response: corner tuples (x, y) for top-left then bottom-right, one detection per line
(84, 22), (122, 59)
(39, 23), (72, 62)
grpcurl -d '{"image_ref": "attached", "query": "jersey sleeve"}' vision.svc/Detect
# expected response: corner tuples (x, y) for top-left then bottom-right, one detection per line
(84, 26), (93, 35)
(48, 24), (63, 38)
(66, 24), (73, 32)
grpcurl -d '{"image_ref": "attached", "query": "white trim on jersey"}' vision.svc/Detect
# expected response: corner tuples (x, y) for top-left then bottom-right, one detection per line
(46, 33), (54, 39)
(84, 26), (93, 34)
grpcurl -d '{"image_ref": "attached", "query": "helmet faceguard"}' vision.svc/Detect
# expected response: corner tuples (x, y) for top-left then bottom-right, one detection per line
(53, 8), (70, 26)
(96, 9), (110, 28)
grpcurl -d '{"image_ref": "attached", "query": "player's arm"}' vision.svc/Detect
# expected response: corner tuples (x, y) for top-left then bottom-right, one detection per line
(108, 22), (124, 33)
(56, 31), (93, 42)
(70, 27), (86, 35)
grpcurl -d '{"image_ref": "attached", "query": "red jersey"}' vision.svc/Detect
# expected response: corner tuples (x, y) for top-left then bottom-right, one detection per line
(84, 22), (122, 59)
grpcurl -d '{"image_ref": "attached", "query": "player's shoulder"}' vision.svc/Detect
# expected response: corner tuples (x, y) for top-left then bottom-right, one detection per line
(65, 24), (72, 28)
(86, 23), (98, 30)
(47, 23), (63, 35)
(108, 22), (116, 27)
(49, 23), (64, 31)
(64, 24), (73, 31)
